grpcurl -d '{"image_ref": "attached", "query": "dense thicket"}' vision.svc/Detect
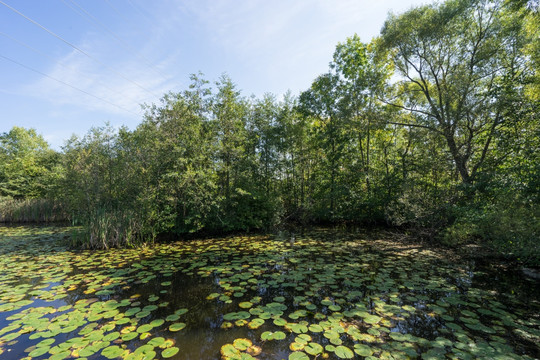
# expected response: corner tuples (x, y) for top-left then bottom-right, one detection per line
(0, 0), (538, 262)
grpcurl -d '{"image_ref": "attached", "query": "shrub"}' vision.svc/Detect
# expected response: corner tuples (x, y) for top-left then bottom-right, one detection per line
(477, 199), (539, 265)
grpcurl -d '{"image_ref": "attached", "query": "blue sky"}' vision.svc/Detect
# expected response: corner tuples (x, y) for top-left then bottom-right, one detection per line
(0, 0), (428, 149)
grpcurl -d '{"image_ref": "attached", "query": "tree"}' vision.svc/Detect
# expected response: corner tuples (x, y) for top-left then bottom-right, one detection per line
(139, 73), (216, 233)
(0, 126), (58, 198)
(212, 75), (248, 207)
(380, 0), (531, 186)
(299, 72), (349, 218)
(332, 36), (395, 219)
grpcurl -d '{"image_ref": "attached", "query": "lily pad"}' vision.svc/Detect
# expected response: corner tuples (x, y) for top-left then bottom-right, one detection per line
(168, 323), (186, 332)
(162, 346), (179, 358)
(101, 345), (124, 359)
(289, 351), (309, 360)
(334, 345), (354, 359)
(304, 342), (323, 356)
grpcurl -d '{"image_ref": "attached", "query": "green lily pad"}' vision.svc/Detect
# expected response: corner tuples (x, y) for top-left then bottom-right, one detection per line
(334, 345), (354, 359)
(233, 338), (252, 351)
(169, 323), (186, 332)
(239, 302), (253, 309)
(221, 343), (240, 358)
(354, 344), (373, 356)
(261, 331), (286, 341)
(362, 314), (382, 324)
(304, 342), (323, 355)
(248, 318), (265, 329)
(162, 347), (179, 358)
(289, 351), (309, 360)
(28, 346), (50, 357)
(121, 332), (138, 341)
(101, 345), (124, 359)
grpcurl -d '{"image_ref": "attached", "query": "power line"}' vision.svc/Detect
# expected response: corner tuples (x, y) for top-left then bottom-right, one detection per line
(0, 53), (141, 116)
(102, 0), (152, 42)
(0, 0), (160, 98)
(0, 31), (148, 104)
(61, 0), (170, 83)
(126, 0), (155, 25)
(103, 0), (129, 22)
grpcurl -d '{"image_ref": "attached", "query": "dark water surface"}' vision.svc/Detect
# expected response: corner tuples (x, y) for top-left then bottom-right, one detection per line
(0, 226), (538, 360)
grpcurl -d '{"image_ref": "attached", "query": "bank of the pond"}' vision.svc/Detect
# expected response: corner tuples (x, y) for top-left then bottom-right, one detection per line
(0, 226), (538, 360)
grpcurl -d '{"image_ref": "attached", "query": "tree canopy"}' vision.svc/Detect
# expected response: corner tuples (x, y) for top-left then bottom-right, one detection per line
(1, 0), (538, 262)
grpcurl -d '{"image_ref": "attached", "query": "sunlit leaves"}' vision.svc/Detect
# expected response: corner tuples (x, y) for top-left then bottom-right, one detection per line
(0, 226), (537, 360)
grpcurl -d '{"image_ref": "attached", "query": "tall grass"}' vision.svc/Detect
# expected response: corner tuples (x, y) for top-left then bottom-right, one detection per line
(71, 208), (156, 249)
(0, 197), (69, 223)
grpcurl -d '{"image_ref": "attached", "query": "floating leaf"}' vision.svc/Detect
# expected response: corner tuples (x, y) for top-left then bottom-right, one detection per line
(290, 342), (305, 351)
(334, 345), (354, 359)
(248, 318), (264, 329)
(305, 342), (323, 356)
(220, 344), (239, 358)
(233, 338), (252, 351)
(168, 323), (186, 332)
(289, 351), (309, 360)
(28, 346), (50, 357)
(101, 345), (124, 359)
(354, 344), (373, 356)
(161, 347), (179, 358)
(239, 302), (253, 309)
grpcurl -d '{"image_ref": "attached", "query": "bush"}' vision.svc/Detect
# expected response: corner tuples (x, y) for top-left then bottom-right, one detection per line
(477, 199), (540, 265)
(384, 182), (455, 239)
(438, 194), (539, 265)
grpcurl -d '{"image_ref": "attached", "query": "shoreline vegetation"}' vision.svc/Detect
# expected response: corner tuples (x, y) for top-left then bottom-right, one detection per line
(0, 0), (539, 266)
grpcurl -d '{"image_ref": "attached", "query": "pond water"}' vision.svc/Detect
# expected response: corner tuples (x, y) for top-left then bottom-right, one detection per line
(0, 226), (538, 360)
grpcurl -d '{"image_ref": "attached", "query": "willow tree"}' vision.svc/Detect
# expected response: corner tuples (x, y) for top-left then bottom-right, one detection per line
(380, 0), (532, 186)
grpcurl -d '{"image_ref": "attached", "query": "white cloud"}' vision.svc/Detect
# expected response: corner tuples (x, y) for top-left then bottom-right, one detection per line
(21, 0), (431, 123)
(169, 0), (428, 96)
(23, 32), (180, 118)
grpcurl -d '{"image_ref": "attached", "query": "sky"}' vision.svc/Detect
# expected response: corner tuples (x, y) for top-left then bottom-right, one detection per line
(0, 0), (428, 149)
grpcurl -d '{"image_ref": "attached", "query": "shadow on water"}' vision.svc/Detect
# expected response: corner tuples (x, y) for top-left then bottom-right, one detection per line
(0, 225), (538, 359)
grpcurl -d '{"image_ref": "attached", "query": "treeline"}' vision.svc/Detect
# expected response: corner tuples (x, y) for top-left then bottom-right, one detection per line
(0, 0), (538, 262)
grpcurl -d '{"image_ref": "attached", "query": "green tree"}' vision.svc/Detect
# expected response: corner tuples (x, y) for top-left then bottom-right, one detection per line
(299, 73), (350, 219)
(331, 36), (394, 220)
(0, 126), (58, 198)
(139, 73), (216, 233)
(380, 0), (531, 186)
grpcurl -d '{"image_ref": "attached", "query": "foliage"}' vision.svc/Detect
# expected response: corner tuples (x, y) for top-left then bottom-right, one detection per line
(479, 199), (539, 264)
(0, 126), (59, 198)
(0, 197), (67, 223)
(0, 0), (537, 262)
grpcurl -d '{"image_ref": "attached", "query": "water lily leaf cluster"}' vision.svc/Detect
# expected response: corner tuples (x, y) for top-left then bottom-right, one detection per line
(0, 226), (538, 359)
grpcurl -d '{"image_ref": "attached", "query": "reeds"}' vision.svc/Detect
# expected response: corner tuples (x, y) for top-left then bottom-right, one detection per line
(0, 197), (69, 223)
(71, 208), (156, 249)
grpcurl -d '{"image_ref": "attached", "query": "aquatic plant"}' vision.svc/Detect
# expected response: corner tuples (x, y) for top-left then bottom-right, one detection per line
(0, 226), (538, 359)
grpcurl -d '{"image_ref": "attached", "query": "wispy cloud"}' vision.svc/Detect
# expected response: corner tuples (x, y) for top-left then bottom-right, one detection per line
(169, 0), (425, 96)
(23, 29), (180, 118)
(17, 0), (429, 133)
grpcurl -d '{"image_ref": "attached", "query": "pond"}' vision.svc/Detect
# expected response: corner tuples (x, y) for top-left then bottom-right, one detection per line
(0, 226), (538, 360)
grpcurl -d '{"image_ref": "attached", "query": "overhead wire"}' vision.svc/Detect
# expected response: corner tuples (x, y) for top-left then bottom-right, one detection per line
(102, 0), (152, 42)
(61, 0), (170, 83)
(0, 0), (160, 99)
(0, 53), (141, 116)
(125, 0), (156, 25)
(0, 31), (149, 104)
